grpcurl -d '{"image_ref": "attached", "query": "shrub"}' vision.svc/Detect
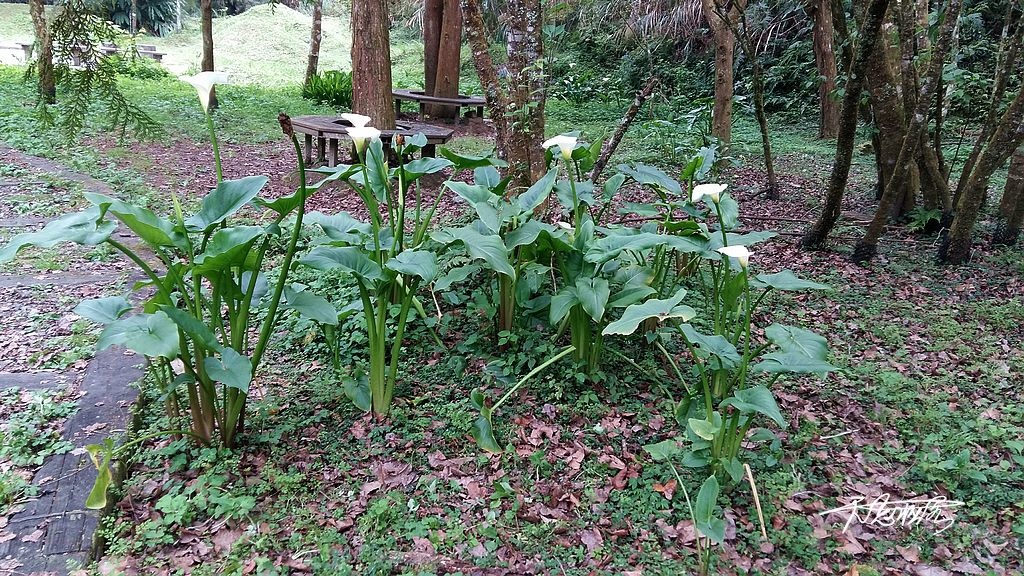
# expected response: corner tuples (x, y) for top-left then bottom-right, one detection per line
(302, 70), (353, 110)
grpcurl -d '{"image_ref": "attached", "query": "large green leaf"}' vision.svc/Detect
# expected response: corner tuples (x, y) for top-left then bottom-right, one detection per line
(607, 284), (657, 309)
(299, 246), (384, 282)
(283, 285), (339, 325)
(549, 286), (579, 324)
(603, 288), (694, 335)
(434, 264), (482, 291)
(705, 231), (777, 254)
(444, 181), (493, 204)
(305, 211), (370, 244)
(716, 192), (740, 231)
(586, 231), (706, 264)
(505, 220), (561, 249)
(97, 312), (180, 358)
(74, 296), (132, 324)
(753, 352), (837, 374)
(643, 438), (682, 462)
(680, 325), (742, 369)
(206, 347), (253, 393)
(364, 138), (391, 204)
(385, 250), (439, 282)
(0, 208), (115, 263)
(575, 277), (610, 322)
(473, 201), (502, 233)
(401, 157), (453, 181)
(439, 148), (506, 170)
(617, 163), (682, 195)
(432, 225), (515, 279)
(472, 413), (502, 453)
(721, 385), (786, 427)
(516, 168), (558, 212)
(85, 193), (185, 248)
(193, 226), (264, 274)
(765, 323), (829, 359)
(752, 270), (830, 291)
(694, 475), (725, 544)
(185, 176), (269, 232)
(159, 306), (222, 351)
(344, 373), (372, 411)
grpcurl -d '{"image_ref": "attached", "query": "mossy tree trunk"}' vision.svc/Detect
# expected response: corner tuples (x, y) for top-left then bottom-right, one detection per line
(28, 0), (55, 104)
(993, 147), (1024, 247)
(702, 0), (744, 144)
(801, 0), (892, 249)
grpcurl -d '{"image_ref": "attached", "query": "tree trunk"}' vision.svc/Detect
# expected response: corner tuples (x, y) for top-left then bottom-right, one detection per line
(200, 0), (217, 109)
(462, 0), (544, 188)
(993, 146), (1024, 246)
(853, 0), (962, 263)
(28, 0), (54, 105)
(351, 0), (396, 129)
(424, 0), (442, 98)
(831, 0), (853, 75)
(703, 0), (744, 144)
(801, 0), (892, 249)
(940, 90), (1024, 263)
(304, 0), (323, 87)
(864, 18), (912, 206)
(591, 78), (658, 182)
(810, 0), (839, 138)
(429, 0), (462, 119)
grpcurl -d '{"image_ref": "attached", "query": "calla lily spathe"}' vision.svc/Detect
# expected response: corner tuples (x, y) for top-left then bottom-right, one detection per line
(542, 134), (578, 161)
(692, 183), (727, 204)
(182, 71), (230, 112)
(717, 245), (751, 268)
(346, 126), (382, 153)
(340, 113), (372, 128)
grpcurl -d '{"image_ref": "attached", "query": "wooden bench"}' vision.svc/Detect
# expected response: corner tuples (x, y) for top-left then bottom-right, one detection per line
(392, 89), (486, 121)
(98, 42), (166, 62)
(290, 116), (455, 167)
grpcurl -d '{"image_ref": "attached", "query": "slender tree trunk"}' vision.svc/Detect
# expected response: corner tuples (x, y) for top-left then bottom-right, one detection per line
(853, 0), (962, 263)
(200, 0), (217, 109)
(993, 147), (1024, 246)
(703, 0), (744, 144)
(462, 0), (544, 187)
(28, 0), (54, 104)
(351, 0), (396, 129)
(592, 78), (658, 182)
(940, 91), (1024, 263)
(304, 0), (323, 87)
(831, 0), (854, 75)
(429, 0), (463, 119)
(802, 0), (892, 249)
(810, 0), (840, 138)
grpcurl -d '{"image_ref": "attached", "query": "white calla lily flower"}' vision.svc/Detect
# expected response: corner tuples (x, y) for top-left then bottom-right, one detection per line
(717, 245), (751, 268)
(182, 71), (230, 112)
(692, 183), (727, 204)
(542, 134), (578, 161)
(346, 126), (382, 153)
(340, 113), (372, 128)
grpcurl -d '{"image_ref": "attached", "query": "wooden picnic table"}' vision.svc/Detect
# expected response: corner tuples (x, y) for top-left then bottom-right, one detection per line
(392, 89), (486, 121)
(290, 116), (455, 167)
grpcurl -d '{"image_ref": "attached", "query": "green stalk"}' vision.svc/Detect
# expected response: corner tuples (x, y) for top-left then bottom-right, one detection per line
(204, 111), (222, 183)
(383, 280), (418, 410)
(654, 339), (692, 396)
(491, 346), (576, 413)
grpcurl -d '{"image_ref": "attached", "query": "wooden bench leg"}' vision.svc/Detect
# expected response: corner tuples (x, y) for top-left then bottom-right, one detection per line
(303, 134), (313, 165)
(317, 136), (326, 164)
(394, 99), (402, 118)
(418, 102), (426, 121)
(328, 138), (339, 167)
(477, 106), (484, 118)
(423, 144), (436, 158)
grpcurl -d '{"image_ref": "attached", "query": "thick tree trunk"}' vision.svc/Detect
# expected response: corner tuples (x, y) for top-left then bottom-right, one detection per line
(703, 0), (744, 144)
(864, 18), (912, 206)
(854, 0), (962, 263)
(28, 0), (54, 105)
(200, 0), (217, 109)
(351, 0), (396, 129)
(429, 0), (462, 119)
(993, 147), (1024, 246)
(304, 0), (323, 87)
(462, 0), (544, 188)
(424, 0), (442, 98)
(940, 91), (1024, 263)
(810, 0), (839, 138)
(801, 0), (892, 249)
